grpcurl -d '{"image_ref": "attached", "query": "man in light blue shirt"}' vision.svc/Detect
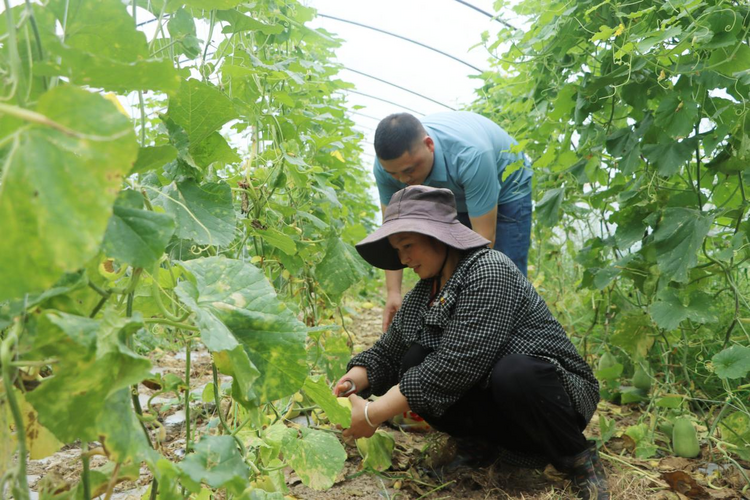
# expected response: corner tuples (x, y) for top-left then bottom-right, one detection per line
(373, 111), (532, 331)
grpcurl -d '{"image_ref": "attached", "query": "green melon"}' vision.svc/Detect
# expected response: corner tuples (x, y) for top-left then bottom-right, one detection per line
(672, 418), (700, 458)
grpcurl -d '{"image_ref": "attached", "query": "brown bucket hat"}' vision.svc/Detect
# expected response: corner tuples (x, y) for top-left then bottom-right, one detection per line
(356, 185), (490, 270)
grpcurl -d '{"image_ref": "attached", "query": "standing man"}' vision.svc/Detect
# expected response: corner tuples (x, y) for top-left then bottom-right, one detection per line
(373, 111), (532, 332)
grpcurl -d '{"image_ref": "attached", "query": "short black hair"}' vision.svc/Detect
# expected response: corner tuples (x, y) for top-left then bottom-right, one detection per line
(374, 113), (427, 161)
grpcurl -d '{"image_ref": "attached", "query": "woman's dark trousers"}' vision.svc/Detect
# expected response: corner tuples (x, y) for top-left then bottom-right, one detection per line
(401, 344), (590, 466)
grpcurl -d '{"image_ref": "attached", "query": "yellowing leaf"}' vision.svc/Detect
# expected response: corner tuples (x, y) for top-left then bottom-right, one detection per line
(331, 150), (345, 162)
(614, 23), (625, 36)
(103, 93), (130, 118)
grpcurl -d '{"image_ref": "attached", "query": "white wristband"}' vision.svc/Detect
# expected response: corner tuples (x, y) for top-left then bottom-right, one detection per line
(364, 401), (378, 428)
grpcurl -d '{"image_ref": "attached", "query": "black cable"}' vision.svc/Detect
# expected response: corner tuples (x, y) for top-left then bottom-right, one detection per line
(317, 13), (484, 73)
(340, 89), (426, 116)
(342, 67), (455, 111)
(453, 0), (519, 31)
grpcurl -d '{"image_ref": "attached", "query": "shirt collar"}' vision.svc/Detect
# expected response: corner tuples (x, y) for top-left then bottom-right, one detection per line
(424, 128), (447, 183)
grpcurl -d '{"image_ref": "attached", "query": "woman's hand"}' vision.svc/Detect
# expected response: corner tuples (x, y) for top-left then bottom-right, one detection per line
(334, 366), (369, 397)
(342, 394), (378, 439)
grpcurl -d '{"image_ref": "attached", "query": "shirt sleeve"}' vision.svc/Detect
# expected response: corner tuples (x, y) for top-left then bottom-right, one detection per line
(398, 258), (524, 417)
(373, 159), (401, 207)
(347, 305), (410, 397)
(459, 150), (500, 217)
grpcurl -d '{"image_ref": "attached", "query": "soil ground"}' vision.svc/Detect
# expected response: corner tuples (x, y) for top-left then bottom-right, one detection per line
(23, 306), (750, 499)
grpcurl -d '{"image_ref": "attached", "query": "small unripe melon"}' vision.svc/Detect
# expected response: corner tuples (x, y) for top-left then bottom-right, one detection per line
(672, 418), (700, 458)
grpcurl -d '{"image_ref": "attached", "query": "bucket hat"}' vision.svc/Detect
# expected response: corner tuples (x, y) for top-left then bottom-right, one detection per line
(355, 185), (490, 270)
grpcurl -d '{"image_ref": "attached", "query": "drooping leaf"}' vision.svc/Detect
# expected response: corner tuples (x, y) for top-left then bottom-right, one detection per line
(652, 208), (714, 283)
(98, 389), (158, 463)
(315, 238), (368, 299)
(167, 80), (239, 146)
(719, 412), (750, 460)
(102, 204), (176, 269)
(650, 290), (719, 330)
(286, 428), (347, 490)
(610, 313), (654, 358)
(356, 431), (395, 471)
(302, 376), (351, 428)
(712, 345), (750, 380)
(25, 312), (151, 442)
(535, 187), (565, 227)
(0, 86), (137, 302)
(17, 391), (62, 460)
(179, 435), (250, 494)
(654, 95), (700, 138)
(252, 227), (297, 256)
(216, 10), (285, 34)
(190, 132), (241, 168)
(131, 145), (179, 175)
(176, 257), (308, 403)
(642, 140), (693, 177)
(153, 180), (236, 247)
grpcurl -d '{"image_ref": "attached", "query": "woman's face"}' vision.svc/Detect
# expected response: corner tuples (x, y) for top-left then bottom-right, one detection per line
(387, 232), (446, 279)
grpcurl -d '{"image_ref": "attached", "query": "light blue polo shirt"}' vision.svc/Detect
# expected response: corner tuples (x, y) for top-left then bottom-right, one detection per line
(373, 111), (532, 217)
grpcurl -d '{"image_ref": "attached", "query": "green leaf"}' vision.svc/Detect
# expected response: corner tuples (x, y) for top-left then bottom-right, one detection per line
(216, 10), (285, 34)
(719, 412), (750, 460)
(652, 208), (714, 283)
(153, 180), (236, 247)
(315, 238), (369, 299)
(179, 435), (250, 494)
(712, 345), (750, 380)
(98, 389), (158, 463)
(535, 188), (565, 227)
(708, 44), (750, 77)
(26, 312), (151, 442)
(131, 145), (179, 175)
(356, 431), (395, 471)
(656, 395), (684, 409)
(286, 428), (347, 490)
(183, 0), (244, 9)
(176, 257), (308, 403)
(102, 204), (176, 269)
(611, 313), (654, 358)
(650, 290), (719, 331)
(167, 80), (239, 146)
(37, 43), (182, 94)
(302, 376), (351, 428)
(0, 86), (137, 302)
(253, 227), (297, 256)
(642, 140), (693, 176)
(654, 95), (700, 138)
(190, 132), (241, 168)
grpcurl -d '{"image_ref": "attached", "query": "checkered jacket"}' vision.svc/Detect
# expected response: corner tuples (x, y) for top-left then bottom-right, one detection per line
(349, 248), (599, 423)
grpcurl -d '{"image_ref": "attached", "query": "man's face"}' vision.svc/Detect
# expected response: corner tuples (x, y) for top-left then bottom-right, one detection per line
(379, 136), (435, 186)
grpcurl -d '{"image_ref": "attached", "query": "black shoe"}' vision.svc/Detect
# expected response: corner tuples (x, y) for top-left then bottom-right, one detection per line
(560, 442), (609, 500)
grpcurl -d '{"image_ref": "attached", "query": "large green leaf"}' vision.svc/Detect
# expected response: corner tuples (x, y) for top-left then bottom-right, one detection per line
(102, 196), (176, 269)
(650, 290), (719, 330)
(302, 376), (351, 428)
(131, 145), (179, 175)
(642, 141), (693, 176)
(179, 435), (250, 494)
(25, 311), (151, 442)
(0, 86), (137, 302)
(253, 227), (297, 256)
(176, 257), (308, 403)
(356, 431), (395, 472)
(286, 428), (346, 490)
(40, 0), (180, 93)
(654, 95), (700, 138)
(652, 208), (714, 283)
(167, 80), (239, 146)
(315, 238), (368, 299)
(153, 180), (236, 247)
(535, 187), (565, 227)
(719, 412), (750, 460)
(712, 345), (750, 380)
(190, 132), (241, 168)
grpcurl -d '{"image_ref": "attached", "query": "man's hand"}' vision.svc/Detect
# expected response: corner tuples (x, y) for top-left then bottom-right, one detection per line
(333, 366), (369, 397)
(342, 394), (378, 439)
(382, 292), (402, 333)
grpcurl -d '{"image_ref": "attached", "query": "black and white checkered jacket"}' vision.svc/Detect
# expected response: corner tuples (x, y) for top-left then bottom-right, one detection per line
(349, 248), (599, 423)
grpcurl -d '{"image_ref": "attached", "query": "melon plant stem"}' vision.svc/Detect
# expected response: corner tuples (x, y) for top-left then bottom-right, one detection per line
(1, 320), (29, 500)
(81, 442), (91, 500)
(211, 363), (246, 455)
(184, 338), (192, 453)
